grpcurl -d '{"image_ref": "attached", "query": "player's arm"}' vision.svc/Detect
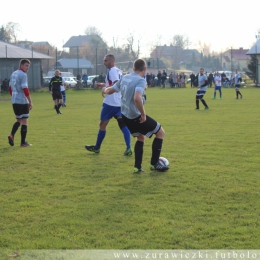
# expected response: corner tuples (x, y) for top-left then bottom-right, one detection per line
(102, 86), (116, 95)
(23, 87), (33, 110)
(134, 91), (146, 123)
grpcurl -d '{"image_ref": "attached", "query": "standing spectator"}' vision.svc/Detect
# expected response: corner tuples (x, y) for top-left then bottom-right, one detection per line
(85, 54), (132, 155)
(7, 59), (33, 147)
(193, 73), (199, 87)
(195, 68), (209, 110)
(181, 73), (186, 87)
(234, 68), (243, 99)
(161, 70), (167, 88)
(2, 78), (9, 92)
(208, 72), (214, 88)
(150, 73), (155, 87)
(49, 70), (64, 114)
(221, 71), (226, 85)
(157, 71), (162, 87)
(146, 72), (151, 87)
(169, 72), (174, 88)
(190, 72), (195, 87)
(212, 71), (222, 100)
(102, 58), (169, 173)
(82, 73), (88, 87)
(177, 74), (182, 87)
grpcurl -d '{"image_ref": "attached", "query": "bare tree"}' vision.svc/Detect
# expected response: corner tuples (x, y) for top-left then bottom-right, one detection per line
(6, 22), (21, 43)
(170, 34), (191, 49)
(124, 32), (141, 60)
(84, 26), (102, 37)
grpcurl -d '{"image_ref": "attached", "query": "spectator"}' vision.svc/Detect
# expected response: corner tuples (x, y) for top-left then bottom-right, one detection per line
(161, 70), (167, 88)
(82, 73), (88, 87)
(157, 71), (162, 87)
(190, 72), (195, 87)
(1, 78), (9, 92)
(146, 73), (151, 87)
(208, 72), (214, 88)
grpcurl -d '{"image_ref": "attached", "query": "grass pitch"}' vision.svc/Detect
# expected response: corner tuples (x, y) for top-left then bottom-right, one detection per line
(0, 86), (260, 250)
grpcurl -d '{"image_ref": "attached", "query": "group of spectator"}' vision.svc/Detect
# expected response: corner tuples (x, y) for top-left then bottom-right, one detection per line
(145, 70), (187, 88)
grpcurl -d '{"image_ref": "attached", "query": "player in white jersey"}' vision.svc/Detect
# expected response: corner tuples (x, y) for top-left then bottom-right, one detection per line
(8, 59), (33, 147)
(212, 71), (222, 100)
(85, 54), (132, 155)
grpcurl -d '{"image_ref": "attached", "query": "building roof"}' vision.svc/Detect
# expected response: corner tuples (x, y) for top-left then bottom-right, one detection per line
(63, 35), (105, 48)
(223, 48), (250, 60)
(58, 59), (94, 69)
(247, 38), (260, 55)
(0, 41), (53, 59)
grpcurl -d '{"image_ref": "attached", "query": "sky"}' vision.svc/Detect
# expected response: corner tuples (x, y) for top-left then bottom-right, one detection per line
(1, 0), (260, 57)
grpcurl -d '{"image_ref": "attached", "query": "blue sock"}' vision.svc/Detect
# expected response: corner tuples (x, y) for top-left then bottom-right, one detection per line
(121, 126), (131, 150)
(95, 130), (106, 149)
(214, 92), (216, 98)
(219, 90), (222, 98)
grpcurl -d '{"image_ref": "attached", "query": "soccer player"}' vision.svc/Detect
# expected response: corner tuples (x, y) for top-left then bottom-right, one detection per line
(8, 59), (33, 147)
(234, 68), (243, 99)
(102, 58), (169, 173)
(85, 54), (132, 155)
(49, 70), (64, 114)
(195, 68), (209, 110)
(212, 71), (222, 100)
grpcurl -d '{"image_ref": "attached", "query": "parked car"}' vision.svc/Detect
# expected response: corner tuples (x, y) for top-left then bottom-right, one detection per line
(64, 77), (77, 88)
(43, 77), (52, 87)
(87, 75), (99, 87)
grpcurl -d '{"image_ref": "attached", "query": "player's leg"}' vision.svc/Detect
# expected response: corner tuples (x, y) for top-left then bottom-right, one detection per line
(8, 104), (22, 146)
(133, 134), (145, 173)
(116, 116), (132, 155)
(219, 87), (222, 99)
(20, 117), (31, 147)
(85, 104), (112, 153)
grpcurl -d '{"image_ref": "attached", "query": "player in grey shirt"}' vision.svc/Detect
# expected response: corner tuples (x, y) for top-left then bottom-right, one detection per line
(102, 59), (169, 173)
(8, 59), (33, 147)
(195, 68), (209, 110)
(234, 68), (243, 99)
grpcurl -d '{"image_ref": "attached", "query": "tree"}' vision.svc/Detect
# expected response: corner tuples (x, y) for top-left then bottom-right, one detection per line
(124, 32), (141, 60)
(0, 25), (11, 42)
(247, 55), (258, 82)
(169, 34), (191, 49)
(84, 26), (102, 37)
(5, 22), (21, 43)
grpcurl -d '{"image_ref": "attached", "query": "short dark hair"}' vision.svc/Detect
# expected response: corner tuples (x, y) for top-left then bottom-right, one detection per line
(106, 54), (115, 61)
(134, 59), (146, 71)
(20, 59), (31, 65)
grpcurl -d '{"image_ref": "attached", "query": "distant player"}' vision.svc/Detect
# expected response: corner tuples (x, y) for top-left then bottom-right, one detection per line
(49, 70), (64, 114)
(85, 54), (132, 155)
(8, 59), (33, 147)
(102, 58), (169, 173)
(195, 68), (209, 110)
(212, 71), (222, 100)
(234, 68), (243, 99)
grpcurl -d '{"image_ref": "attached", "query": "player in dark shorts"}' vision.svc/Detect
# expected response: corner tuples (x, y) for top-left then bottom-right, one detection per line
(102, 58), (169, 173)
(8, 59), (33, 147)
(49, 70), (64, 114)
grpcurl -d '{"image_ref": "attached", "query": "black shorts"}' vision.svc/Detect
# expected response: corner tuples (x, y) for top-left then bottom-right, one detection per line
(52, 90), (62, 100)
(122, 114), (161, 138)
(12, 104), (29, 119)
(196, 90), (206, 99)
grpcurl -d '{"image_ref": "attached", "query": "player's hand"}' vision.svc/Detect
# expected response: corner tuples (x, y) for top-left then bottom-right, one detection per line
(139, 114), (146, 123)
(29, 103), (33, 110)
(101, 87), (106, 97)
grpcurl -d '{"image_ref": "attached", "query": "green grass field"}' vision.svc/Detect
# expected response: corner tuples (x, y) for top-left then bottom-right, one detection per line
(1, 85), (260, 251)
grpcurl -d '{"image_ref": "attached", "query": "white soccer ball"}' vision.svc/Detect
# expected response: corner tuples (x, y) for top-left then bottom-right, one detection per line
(159, 157), (169, 167)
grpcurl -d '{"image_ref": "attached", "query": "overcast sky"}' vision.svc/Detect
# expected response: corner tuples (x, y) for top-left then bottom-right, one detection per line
(1, 0), (259, 56)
